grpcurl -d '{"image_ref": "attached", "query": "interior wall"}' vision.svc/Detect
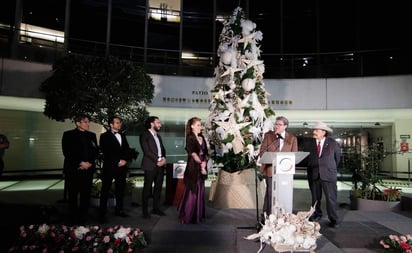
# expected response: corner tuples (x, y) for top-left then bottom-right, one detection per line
(393, 119), (412, 179)
(2, 59), (412, 111)
(0, 107), (400, 177)
(1, 59), (412, 177)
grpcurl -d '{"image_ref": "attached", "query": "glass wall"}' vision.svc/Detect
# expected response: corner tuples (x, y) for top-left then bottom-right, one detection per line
(0, 0), (410, 78)
(0, 108), (393, 177)
(0, 108), (188, 173)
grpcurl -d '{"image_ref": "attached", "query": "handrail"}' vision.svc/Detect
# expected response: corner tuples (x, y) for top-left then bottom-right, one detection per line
(2, 25), (411, 78)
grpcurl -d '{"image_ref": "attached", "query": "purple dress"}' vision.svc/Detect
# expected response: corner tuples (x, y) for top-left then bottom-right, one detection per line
(178, 133), (207, 224)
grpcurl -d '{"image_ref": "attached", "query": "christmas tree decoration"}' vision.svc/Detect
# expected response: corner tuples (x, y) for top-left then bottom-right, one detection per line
(205, 7), (275, 173)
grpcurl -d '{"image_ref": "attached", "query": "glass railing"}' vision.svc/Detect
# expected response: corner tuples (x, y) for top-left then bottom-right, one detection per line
(1, 26), (411, 79)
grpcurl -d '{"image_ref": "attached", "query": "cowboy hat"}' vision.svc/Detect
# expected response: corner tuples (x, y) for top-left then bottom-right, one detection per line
(312, 121), (333, 135)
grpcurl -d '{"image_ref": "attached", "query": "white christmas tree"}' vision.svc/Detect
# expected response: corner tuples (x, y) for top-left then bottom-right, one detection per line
(205, 7), (275, 173)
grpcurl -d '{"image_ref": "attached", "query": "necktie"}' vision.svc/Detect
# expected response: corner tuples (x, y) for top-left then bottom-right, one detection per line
(113, 131), (122, 144)
(317, 141), (321, 156)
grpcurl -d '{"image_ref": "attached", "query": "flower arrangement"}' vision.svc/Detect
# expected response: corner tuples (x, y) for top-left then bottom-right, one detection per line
(351, 186), (402, 202)
(8, 224), (147, 252)
(383, 187), (402, 202)
(245, 205), (321, 253)
(380, 234), (412, 252)
(205, 6), (275, 173)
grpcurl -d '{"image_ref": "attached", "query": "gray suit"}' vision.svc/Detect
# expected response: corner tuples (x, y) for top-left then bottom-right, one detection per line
(306, 137), (341, 223)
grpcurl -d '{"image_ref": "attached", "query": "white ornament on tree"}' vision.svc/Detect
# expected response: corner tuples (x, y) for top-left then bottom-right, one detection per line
(241, 78), (256, 91)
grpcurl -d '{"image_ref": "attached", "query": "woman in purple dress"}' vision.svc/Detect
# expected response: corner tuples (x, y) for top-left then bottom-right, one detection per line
(178, 117), (208, 224)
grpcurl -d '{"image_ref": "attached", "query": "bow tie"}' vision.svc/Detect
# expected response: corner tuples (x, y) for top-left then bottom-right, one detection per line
(113, 131), (120, 135)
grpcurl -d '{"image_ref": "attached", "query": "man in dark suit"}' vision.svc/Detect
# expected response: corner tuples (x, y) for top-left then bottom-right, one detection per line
(0, 133), (9, 178)
(140, 116), (167, 219)
(306, 121), (341, 228)
(62, 114), (98, 224)
(259, 116), (298, 217)
(99, 116), (131, 222)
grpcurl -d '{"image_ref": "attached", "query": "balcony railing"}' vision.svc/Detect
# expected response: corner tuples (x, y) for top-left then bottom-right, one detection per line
(1, 26), (411, 79)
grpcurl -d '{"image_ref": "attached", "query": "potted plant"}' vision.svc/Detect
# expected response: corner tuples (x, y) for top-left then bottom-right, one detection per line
(90, 178), (116, 207)
(348, 142), (401, 211)
(90, 176), (139, 207)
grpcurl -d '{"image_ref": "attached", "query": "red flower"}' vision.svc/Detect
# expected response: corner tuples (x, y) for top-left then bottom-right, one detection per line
(401, 241), (411, 249)
(9, 224), (147, 252)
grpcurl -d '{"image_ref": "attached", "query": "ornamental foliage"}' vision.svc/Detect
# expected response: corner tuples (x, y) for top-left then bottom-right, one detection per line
(9, 224), (147, 252)
(349, 142), (401, 201)
(40, 53), (154, 128)
(205, 7), (275, 172)
(380, 234), (412, 253)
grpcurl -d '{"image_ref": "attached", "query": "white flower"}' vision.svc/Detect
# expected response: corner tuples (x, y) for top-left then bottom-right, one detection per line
(255, 30), (263, 41)
(215, 126), (227, 140)
(241, 19), (256, 36)
(249, 126), (262, 144)
(74, 226), (90, 240)
(218, 43), (229, 55)
(114, 227), (131, 239)
(256, 63), (265, 76)
(38, 224), (50, 234)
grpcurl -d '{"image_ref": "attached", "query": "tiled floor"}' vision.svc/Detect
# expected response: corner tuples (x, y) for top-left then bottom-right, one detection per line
(0, 177), (411, 253)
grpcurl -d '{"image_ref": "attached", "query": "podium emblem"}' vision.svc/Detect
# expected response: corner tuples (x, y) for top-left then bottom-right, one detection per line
(276, 154), (295, 174)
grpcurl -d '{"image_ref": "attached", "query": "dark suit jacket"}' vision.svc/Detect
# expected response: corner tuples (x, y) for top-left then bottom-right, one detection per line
(139, 130), (166, 171)
(259, 131), (298, 176)
(62, 128), (98, 174)
(306, 137), (341, 182)
(99, 130), (131, 170)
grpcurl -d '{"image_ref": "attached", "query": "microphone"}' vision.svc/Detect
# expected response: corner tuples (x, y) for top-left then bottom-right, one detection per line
(276, 133), (283, 140)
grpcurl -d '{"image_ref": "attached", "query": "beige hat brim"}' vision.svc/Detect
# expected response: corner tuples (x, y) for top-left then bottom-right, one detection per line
(311, 122), (333, 135)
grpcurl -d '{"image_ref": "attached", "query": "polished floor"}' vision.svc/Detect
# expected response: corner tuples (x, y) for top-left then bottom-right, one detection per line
(0, 177), (411, 253)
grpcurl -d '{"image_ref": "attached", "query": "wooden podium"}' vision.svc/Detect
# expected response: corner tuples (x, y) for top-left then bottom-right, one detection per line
(260, 151), (309, 213)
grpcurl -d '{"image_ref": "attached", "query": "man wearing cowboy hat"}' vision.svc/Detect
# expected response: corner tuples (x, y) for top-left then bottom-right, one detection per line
(306, 121), (341, 228)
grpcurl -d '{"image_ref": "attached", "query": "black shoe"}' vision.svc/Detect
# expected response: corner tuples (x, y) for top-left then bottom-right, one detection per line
(328, 221), (340, 228)
(151, 209), (166, 216)
(143, 212), (151, 219)
(115, 210), (129, 217)
(309, 215), (322, 222)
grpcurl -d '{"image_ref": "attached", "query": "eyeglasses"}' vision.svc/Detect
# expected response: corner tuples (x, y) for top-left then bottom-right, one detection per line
(275, 124), (285, 126)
